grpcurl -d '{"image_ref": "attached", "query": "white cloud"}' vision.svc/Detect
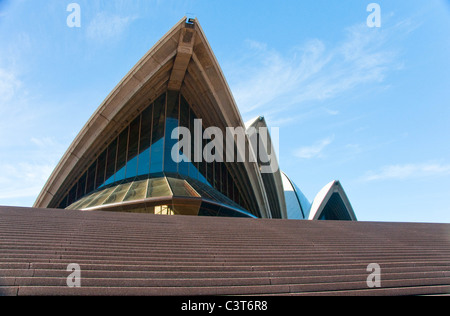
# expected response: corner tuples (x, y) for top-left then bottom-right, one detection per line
(0, 67), (21, 104)
(362, 163), (450, 182)
(30, 137), (60, 149)
(0, 162), (54, 201)
(294, 136), (334, 159)
(227, 20), (408, 121)
(0, 136), (65, 206)
(0, 66), (35, 147)
(324, 108), (339, 116)
(87, 12), (136, 42)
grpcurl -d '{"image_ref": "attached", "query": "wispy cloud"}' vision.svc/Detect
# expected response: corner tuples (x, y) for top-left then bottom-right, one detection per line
(0, 67), (21, 104)
(0, 30), (66, 207)
(0, 63), (65, 206)
(0, 136), (64, 206)
(0, 66), (32, 147)
(362, 163), (450, 182)
(324, 108), (339, 116)
(86, 12), (137, 42)
(227, 20), (409, 121)
(0, 162), (54, 201)
(294, 136), (334, 159)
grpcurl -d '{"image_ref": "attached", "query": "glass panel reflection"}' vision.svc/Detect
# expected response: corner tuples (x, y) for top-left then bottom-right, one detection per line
(66, 193), (87, 210)
(66, 176), (254, 217)
(73, 190), (103, 210)
(104, 182), (132, 205)
(123, 179), (148, 202)
(147, 178), (171, 197)
(167, 177), (199, 197)
(85, 186), (117, 208)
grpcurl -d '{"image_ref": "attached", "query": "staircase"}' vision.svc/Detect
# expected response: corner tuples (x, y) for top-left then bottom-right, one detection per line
(1, 206), (449, 296)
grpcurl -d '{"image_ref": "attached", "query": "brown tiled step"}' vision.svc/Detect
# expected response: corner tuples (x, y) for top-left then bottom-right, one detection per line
(2, 244), (448, 256)
(0, 287), (18, 296)
(285, 285), (450, 296)
(14, 284), (291, 296)
(13, 282), (450, 296)
(2, 265), (449, 280)
(286, 277), (450, 293)
(1, 261), (450, 274)
(3, 250), (448, 263)
(3, 258), (448, 270)
(4, 271), (450, 288)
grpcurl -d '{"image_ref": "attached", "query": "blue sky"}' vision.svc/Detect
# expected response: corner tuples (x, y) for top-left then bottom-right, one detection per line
(0, 0), (449, 223)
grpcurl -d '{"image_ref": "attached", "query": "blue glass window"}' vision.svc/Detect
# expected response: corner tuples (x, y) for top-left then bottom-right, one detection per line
(125, 116), (140, 178)
(207, 161), (213, 187)
(199, 137), (208, 184)
(68, 184), (77, 206)
(114, 127), (129, 182)
(86, 161), (97, 194)
(76, 172), (87, 200)
(137, 105), (152, 176)
(178, 95), (190, 177)
(95, 150), (106, 189)
(104, 139), (118, 186)
(150, 93), (165, 174)
(164, 91), (179, 173)
(221, 162), (228, 197)
(188, 107), (199, 181)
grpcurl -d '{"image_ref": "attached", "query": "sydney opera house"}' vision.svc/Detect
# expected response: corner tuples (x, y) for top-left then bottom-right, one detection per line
(3, 17), (450, 297)
(33, 17), (356, 222)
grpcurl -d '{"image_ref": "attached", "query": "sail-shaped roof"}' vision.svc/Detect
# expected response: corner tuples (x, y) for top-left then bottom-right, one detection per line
(309, 180), (357, 221)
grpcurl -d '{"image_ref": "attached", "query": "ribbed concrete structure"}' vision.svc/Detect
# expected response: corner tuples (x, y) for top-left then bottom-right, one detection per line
(1, 206), (449, 296)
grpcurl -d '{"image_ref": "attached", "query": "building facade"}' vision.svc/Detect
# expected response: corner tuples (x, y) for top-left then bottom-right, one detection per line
(34, 18), (356, 221)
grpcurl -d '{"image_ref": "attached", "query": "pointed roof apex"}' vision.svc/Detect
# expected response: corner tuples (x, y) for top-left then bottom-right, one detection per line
(309, 180), (357, 221)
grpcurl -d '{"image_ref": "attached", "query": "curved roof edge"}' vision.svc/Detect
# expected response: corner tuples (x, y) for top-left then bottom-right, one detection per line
(245, 116), (287, 219)
(280, 171), (311, 220)
(308, 180), (357, 221)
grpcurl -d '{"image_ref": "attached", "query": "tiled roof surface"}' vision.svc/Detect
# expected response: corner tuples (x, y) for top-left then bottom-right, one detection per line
(1, 206), (449, 296)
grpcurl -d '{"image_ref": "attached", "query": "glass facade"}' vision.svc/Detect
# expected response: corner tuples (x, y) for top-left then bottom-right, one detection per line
(65, 175), (255, 218)
(58, 91), (251, 215)
(318, 193), (352, 221)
